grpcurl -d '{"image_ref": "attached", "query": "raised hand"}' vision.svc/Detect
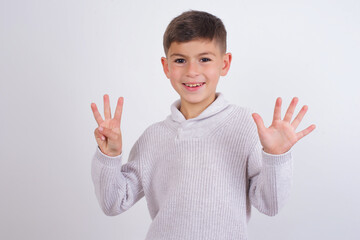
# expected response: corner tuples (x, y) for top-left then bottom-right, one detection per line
(251, 97), (316, 155)
(91, 94), (124, 157)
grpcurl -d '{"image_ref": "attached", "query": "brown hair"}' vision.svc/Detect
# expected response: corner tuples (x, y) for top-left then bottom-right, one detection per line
(163, 10), (227, 57)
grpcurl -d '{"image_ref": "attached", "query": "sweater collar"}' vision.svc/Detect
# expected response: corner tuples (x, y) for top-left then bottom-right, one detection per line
(170, 92), (230, 123)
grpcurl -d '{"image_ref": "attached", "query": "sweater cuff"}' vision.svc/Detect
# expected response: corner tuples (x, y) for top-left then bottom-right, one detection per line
(261, 148), (292, 166)
(95, 146), (123, 167)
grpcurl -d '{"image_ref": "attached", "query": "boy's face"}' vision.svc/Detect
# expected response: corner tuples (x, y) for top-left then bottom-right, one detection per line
(161, 39), (232, 108)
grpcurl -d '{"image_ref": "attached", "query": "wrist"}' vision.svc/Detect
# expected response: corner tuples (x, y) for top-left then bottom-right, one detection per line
(262, 148), (292, 166)
(263, 147), (290, 155)
(98, 146), (122, 157)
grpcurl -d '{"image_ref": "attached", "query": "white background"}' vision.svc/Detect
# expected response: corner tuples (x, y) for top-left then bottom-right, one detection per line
(1, 0), (359, 239)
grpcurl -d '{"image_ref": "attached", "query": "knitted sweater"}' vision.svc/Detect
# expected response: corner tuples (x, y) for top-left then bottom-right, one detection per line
(91, 92), (293, 240)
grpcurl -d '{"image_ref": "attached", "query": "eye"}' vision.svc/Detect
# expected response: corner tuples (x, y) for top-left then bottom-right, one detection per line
(201, 58), (211, 62)
(174, 58), (185, 63)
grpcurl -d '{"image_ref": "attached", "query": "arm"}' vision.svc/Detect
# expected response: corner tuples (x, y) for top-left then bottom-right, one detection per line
(249, 97), (316, 216)
(90, 94), (144, 215)
(247, 140), (293, 216)
(91, 141), (144, 216)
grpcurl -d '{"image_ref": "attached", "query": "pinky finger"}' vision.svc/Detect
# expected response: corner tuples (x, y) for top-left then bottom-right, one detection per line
(94, 128), (106, 141)
(296, 124), (316, 141)
(98, 136), (106, 142)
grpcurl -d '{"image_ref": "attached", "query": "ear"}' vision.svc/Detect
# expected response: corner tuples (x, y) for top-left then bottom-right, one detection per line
(220, 52), (232, 76)
(161, 57), (170, 79)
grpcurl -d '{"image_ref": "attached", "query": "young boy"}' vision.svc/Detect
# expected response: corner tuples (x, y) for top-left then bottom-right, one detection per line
(90, 10), (315, 240)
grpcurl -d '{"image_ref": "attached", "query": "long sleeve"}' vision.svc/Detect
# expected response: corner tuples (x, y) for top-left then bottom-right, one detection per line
(247, 140), (293, 216)
(91, 141), (145, 216)
(89, 93), (297, 239)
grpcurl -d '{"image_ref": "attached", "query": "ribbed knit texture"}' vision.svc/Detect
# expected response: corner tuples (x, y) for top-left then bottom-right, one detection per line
(91, 92), (293, 240)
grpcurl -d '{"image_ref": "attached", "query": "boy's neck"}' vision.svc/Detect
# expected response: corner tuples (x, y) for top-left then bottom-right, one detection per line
(179, 94), (217, 120)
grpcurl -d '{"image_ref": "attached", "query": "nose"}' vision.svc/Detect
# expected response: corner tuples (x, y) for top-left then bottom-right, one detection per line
(186, 61), (200, 78)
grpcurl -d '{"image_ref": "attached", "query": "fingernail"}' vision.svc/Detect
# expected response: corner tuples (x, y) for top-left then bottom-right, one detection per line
(99, 126), (103, 131)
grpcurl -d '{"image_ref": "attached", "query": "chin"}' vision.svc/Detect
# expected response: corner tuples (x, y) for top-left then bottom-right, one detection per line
(181, 93), (210, 104)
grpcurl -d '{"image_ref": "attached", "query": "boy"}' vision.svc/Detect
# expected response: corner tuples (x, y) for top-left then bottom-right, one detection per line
(90, 10), (315, 240)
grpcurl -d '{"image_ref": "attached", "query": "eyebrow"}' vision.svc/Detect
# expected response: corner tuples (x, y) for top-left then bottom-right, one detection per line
(169, 52), (216, 58)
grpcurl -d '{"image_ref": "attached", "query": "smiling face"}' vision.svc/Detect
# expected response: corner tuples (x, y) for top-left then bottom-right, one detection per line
(161, 38), (232, 113)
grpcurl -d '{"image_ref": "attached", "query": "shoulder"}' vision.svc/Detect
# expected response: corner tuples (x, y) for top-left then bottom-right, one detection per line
(219, 103), (259, 144)
(227, 104), (257, 128)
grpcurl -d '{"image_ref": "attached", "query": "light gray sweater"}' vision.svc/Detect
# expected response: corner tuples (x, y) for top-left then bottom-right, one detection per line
(91, 92), (293, 240)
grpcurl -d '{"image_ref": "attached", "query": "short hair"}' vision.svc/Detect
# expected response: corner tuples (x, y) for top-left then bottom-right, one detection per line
(163, 10), (227, 57)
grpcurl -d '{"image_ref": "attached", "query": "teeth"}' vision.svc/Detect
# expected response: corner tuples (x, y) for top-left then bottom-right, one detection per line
(185, 83), (203, 87)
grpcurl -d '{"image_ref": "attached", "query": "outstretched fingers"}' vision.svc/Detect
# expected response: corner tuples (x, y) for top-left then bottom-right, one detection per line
(283, 97), (298, 122)
(291, 105), (308, 129)
(273, 97), (282, 122)
(252, 113), (266, 133)
(91, 103), (104, 126)
(103, 94), (112, 120)
(296, 124), (316, 141)
(114, 97), (124, 126)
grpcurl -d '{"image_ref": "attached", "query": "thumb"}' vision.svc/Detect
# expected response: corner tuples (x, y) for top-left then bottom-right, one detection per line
(252, 113), (266, 133)
(98, 126), (119, 141)
(94, 127), (106, 150)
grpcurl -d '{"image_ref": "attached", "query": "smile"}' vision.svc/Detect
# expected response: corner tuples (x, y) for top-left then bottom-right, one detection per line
(182, 82), (205, 91)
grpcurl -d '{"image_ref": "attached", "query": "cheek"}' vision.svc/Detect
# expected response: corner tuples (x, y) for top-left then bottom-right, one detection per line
(168, 65), (182, 79)
(204, 64), (221, 78)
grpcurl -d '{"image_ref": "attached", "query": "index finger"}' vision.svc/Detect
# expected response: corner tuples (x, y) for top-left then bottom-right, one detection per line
(114, 97), (124, 125)
(91, 103), (104, 126)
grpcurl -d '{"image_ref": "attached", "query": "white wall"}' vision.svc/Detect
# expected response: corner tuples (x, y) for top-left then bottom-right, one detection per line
(1, 0), (359, 239)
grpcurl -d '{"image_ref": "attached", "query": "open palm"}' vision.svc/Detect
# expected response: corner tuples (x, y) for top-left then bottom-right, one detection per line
(252, 97), (316, 155)
(91, 94), (124, 157)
